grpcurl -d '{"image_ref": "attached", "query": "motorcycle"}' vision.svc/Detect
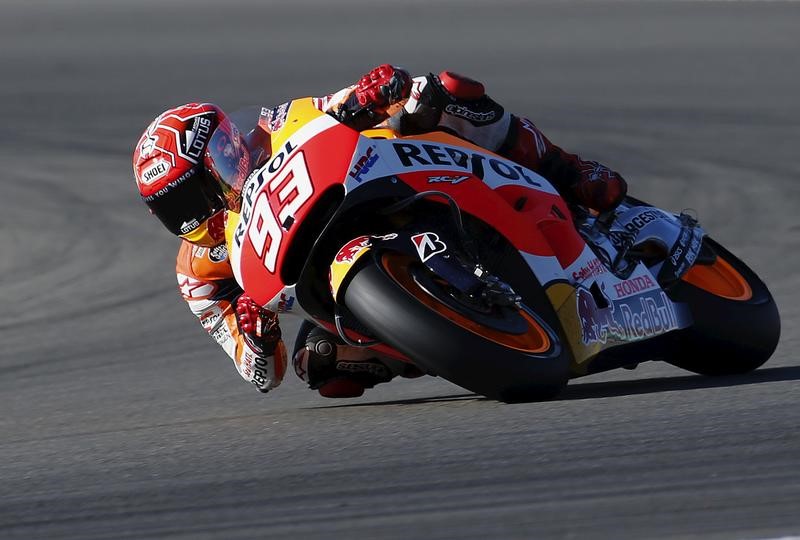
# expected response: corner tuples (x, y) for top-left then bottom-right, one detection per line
(224, 98), (780, 402)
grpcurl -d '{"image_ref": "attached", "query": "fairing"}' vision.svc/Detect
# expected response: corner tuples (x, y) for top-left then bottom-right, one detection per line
(225, 97), (695, 375)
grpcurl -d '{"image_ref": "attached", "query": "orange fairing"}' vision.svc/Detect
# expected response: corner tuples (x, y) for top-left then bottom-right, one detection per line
(390, 131), (585, 266)
(682, 256), (753, 301)
(382, 254), (551, 354)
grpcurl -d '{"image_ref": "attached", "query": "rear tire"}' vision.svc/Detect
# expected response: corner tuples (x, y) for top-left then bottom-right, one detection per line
(664, 238), (780, 375)
(343, 254), (570, 402)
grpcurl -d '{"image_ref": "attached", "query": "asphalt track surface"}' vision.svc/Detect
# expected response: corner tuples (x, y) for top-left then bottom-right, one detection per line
(2, 1), (799, 538)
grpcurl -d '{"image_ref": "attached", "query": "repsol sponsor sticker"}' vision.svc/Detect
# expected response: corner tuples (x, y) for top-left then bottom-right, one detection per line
(199, 307), (223, 331)
(391, 142), (543, 187)
(251, 355), (272, 389)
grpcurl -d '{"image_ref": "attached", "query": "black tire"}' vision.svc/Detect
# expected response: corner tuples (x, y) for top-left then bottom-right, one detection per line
(343, 254), (571, 402)
(664, 238), (780, 375)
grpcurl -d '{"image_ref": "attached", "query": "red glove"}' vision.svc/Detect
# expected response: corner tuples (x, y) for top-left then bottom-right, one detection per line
(354, 64), (412, 113)
(235, 294), (281, 354)
(573, 163), (628, 212)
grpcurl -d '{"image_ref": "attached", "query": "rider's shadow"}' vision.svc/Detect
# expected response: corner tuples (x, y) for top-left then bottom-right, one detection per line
(307, 392), (479, 409)
(307, 366), (800, 408)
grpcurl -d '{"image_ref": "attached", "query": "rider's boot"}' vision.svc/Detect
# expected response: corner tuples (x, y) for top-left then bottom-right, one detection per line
(501, 116), (627, 212)
(293, 325), (423, 398)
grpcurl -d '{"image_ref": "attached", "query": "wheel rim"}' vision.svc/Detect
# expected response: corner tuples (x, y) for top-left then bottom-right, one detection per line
(681, 256), (753, 301)
(381, 253), (552, 353)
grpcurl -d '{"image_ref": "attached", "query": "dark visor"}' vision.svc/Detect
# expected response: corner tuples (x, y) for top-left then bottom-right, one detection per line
(204, 118), (251, 201)
(145, 168), (226, 237)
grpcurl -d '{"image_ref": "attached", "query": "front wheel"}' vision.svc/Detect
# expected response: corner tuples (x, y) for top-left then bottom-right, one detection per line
(664, 238), (780, 375)
(343, 253), (571, 402)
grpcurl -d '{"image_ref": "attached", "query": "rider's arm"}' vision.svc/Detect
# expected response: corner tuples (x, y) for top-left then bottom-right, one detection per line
(175, 241), (287, 393)
(316, 65), (625, 210)
(383, 68), (626, 211)
(314, 64), (413, 131)
(319, 68), (512, 155)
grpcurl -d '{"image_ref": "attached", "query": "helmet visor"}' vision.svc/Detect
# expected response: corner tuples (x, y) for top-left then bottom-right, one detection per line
(205, 117), (251, 210)
(145, 168), (226, 237)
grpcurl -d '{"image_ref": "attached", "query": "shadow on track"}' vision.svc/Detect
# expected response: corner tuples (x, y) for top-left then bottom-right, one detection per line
(308, 366), (800, 408)
(560, 365), (800, 401)
(307, 393), (482, 409)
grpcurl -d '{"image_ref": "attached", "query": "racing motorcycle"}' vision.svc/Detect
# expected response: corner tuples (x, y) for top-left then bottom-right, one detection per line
(224, 98), (780, 402)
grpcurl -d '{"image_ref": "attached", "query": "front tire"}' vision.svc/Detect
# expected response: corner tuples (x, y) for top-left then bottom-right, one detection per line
(343, 253), (571, 402)
(664, 238), (780, 375)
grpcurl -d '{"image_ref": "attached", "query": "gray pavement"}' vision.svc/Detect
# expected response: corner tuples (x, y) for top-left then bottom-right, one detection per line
(1, 1), (799, 538)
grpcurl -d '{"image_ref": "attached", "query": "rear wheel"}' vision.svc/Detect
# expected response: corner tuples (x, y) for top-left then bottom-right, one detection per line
(665, 238), (780, 375)
(343, 253), (571, 402)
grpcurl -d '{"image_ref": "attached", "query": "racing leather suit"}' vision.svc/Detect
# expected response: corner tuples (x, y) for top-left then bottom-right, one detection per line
(176, 242), (287, 392)
(177, 67), (626, 395)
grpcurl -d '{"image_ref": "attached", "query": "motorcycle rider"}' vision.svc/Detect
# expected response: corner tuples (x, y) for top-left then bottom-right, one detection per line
(132, 65), (627, 398)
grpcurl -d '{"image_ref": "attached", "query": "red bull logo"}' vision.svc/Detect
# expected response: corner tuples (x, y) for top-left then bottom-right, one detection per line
(577, 287), (622, 345)
(576, 287), (679, 345)
(334, 236), (371, 264)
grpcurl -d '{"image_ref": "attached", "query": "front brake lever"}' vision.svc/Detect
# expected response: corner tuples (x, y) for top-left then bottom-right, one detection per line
(594, 209), (618, 233)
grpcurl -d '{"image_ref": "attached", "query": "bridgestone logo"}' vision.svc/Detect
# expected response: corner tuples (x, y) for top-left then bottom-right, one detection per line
(624, 210), (663, 233)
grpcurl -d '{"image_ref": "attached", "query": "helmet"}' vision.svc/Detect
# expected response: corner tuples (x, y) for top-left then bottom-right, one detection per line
(133, 103), (252, 247)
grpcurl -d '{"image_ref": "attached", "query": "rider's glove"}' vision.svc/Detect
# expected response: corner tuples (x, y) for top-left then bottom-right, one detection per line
(235, 294), (281, 356)
(354, 64), (412, 113)
(573, 163), (628, 212)
(236, 294), (285, 393)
